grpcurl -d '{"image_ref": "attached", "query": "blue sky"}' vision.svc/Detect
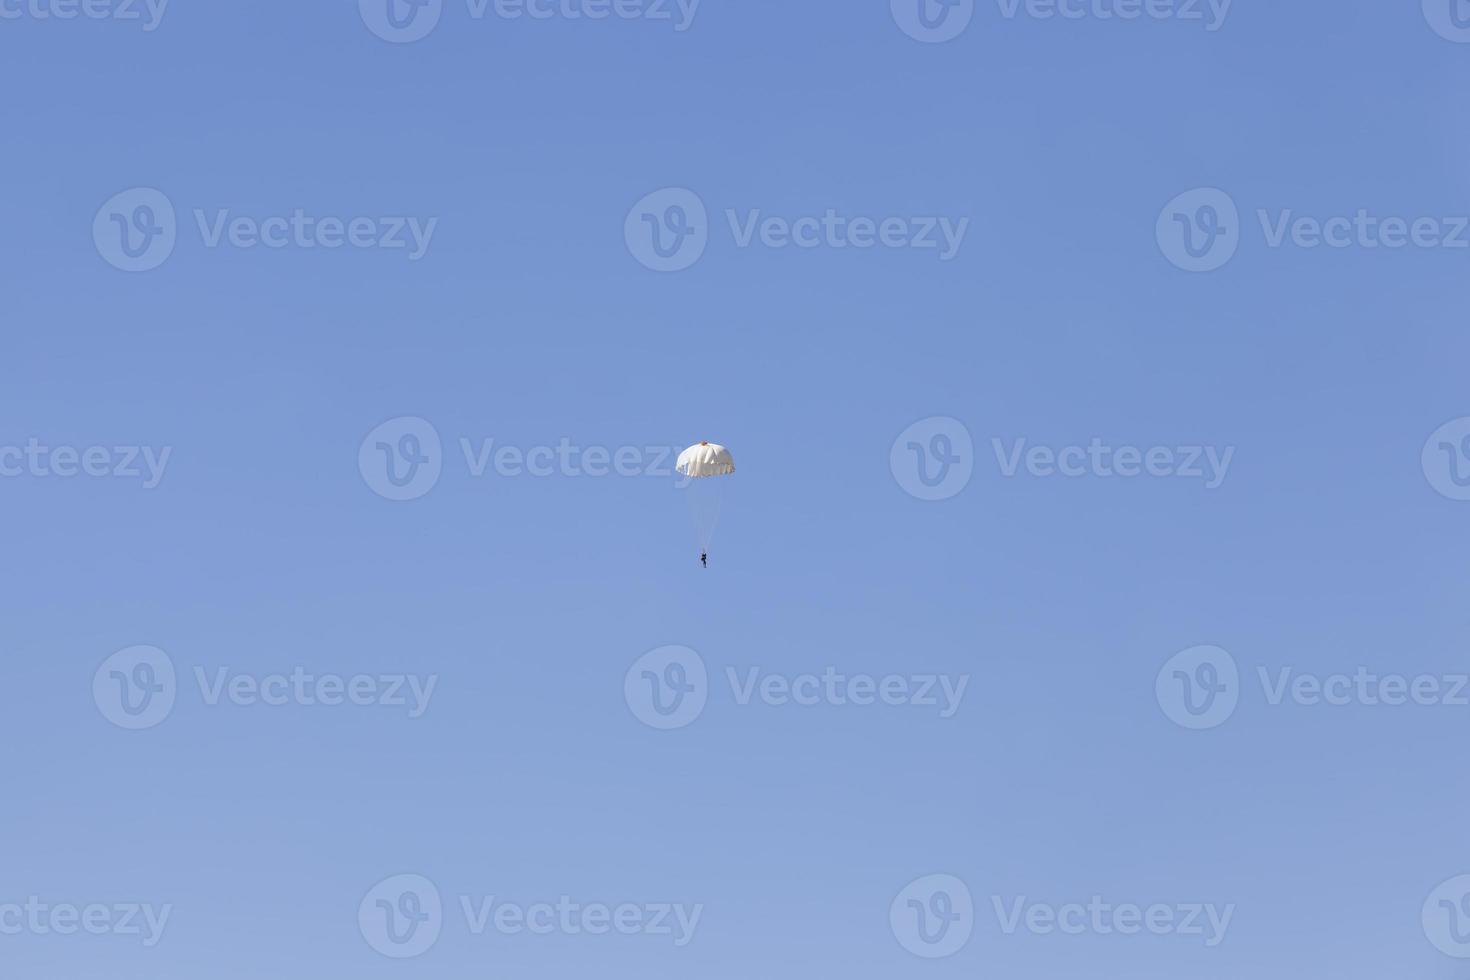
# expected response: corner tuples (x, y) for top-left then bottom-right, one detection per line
(3, 1), (1470, 977)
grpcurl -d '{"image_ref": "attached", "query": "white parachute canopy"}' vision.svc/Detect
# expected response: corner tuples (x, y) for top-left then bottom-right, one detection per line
(676, 442), (735, 557)
(676, 442), (735, 479)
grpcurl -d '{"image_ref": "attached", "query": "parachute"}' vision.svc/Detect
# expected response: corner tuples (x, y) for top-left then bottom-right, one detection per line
(676, 442), (735, 479)
(676, 442), (735, 563)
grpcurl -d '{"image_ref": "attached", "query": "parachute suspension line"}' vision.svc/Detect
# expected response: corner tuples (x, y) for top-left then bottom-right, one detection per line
(685, 476), (723, 553)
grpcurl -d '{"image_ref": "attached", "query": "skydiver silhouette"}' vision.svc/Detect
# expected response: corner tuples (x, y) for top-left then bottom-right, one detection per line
(701, 552), (708, 568)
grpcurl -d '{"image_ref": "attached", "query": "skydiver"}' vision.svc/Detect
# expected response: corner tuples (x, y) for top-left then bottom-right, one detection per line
(701, 552), (708, 568)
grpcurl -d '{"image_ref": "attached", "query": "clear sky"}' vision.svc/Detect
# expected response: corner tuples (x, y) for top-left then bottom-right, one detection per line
(2, 1), (1469, 977)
